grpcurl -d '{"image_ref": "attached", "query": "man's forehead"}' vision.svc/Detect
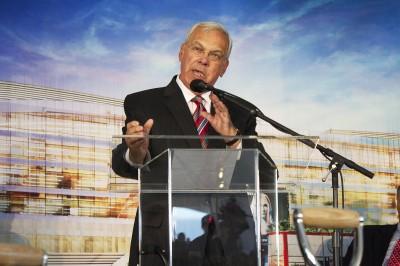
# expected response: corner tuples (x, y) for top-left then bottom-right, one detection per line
(187, 29), (228, 50)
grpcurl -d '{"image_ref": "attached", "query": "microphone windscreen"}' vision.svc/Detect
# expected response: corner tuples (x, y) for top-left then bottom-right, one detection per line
(190, 79), (209, 93)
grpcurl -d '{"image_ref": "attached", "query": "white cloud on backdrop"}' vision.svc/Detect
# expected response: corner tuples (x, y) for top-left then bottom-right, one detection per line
(0, 0), (398, 133)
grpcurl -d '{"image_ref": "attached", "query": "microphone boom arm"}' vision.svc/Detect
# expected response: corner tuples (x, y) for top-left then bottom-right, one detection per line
(214, 89), (374, 179)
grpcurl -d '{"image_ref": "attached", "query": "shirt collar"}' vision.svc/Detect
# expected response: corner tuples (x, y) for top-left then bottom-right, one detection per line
(176, 75), (211, 105)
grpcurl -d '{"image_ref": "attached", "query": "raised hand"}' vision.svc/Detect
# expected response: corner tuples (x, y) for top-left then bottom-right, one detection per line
(201, 93), (239, 145)
(125, 119), (154, 164)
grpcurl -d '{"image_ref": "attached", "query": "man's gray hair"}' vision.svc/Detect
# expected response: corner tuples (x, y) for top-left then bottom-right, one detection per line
(185, 21), (233, 59)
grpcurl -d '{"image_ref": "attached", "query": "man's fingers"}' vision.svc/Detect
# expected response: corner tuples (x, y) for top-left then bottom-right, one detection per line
(127, 120), (139, 128)
(126, 121), (142, 134)
(126, 119), (154, 135)
(200, 111), (213, 122)
(210, 93), (220, 101)
(210, 94), (228, 113)
(128, 137), (145, 147)
(143, 119), (154, 133)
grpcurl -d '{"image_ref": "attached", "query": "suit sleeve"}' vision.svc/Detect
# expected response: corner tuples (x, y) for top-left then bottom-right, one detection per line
(111, 94), (148, 178)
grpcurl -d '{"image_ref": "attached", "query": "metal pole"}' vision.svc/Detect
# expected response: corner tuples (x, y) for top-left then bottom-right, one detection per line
(331, 165), (341, 266)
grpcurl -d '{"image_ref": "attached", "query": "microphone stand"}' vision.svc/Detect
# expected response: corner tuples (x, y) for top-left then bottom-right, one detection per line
(215, 90), (374, 266)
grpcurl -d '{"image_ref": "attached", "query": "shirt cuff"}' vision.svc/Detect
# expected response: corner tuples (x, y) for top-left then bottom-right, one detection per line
(226, 140), (242, 149)
(124, 149), (151, 167)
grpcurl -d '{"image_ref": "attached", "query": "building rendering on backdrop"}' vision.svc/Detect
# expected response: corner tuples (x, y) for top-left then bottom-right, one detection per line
(0, 81), (398, 264)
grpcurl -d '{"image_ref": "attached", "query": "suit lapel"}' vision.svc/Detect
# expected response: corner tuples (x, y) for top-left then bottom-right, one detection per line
(164, 78), (202, 148)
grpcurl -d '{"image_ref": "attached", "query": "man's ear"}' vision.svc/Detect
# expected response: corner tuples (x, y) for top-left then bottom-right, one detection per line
(178, 44), (185, 62)
(219, 59), (229, 77)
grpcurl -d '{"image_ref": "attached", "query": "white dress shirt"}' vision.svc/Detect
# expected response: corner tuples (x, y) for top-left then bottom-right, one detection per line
(176, 75), (211, 114)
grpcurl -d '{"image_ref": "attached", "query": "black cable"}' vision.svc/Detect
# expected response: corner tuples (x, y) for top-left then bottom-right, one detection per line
(339, 170), (345, 266)
(154, 246), (168, 266)
(340, 171), (344, 209)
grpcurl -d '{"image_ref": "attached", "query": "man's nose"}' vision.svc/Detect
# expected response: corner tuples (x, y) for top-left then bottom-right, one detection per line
(198, 55), (209, 65)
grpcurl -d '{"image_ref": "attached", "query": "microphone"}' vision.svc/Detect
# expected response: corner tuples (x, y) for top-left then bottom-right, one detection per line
(190, 79), (214, 93)
(190, 79), (260, 116)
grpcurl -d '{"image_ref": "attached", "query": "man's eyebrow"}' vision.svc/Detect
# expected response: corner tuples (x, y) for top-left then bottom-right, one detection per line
(190, 40), (224, 53)
(190, 40), (203, 46)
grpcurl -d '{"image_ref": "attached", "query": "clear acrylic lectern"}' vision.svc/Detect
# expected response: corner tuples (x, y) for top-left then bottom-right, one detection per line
(134, 135), (282, 266)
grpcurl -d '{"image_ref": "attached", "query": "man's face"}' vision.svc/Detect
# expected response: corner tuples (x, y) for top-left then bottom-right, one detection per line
(179, 27), (229, 90)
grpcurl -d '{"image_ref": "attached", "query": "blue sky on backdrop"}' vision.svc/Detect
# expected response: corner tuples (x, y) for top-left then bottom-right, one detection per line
(0, 0), (399, 134)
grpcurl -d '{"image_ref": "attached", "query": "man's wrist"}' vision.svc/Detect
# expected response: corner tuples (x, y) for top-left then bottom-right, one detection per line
(125, 149), (150, 166)
(225, 128), (240, 146)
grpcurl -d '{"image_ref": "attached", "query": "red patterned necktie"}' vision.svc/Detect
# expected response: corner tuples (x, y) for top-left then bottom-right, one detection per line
(191, 96), (209, 148)
(388, 239), (400, 266)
